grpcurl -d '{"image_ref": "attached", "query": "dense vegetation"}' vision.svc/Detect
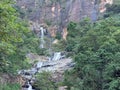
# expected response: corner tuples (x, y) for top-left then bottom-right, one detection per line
(0, 0), (40, 89)
(63, 3), (120, 90)
(33, 71), (58, 90)
(32, 3), (120, 90)
(0, 0), (120, 90)
(0, 0), (40, 74)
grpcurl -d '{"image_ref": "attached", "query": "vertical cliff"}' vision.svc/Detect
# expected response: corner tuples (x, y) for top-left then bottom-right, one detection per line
(100, 0), (113, 12)
(16, 0), (113, 38)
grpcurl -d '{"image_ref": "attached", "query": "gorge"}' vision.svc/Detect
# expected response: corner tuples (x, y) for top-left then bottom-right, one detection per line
(1, 0), (120, 90)
(16, 0), (114, 90)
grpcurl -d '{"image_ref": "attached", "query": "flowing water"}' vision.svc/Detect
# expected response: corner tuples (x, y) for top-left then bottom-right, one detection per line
(20, 52), (67, 90)
(51, 52), (61, 61)
(39, 27), (45, 48)
(22, 81), (33, 90)
(27, 82), (32, 90)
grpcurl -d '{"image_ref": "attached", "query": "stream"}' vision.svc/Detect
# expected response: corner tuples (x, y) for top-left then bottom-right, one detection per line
(20, 26), (74, 90)
(20, 52), (73, 90)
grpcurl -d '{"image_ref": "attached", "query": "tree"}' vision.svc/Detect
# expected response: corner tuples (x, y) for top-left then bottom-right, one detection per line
(33, 71), (57, 90)
(63, 15), (120, 90)
(0, 0), (40, 74)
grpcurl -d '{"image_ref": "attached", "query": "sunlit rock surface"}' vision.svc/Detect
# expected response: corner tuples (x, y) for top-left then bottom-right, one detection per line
(16, 0), (113, 39)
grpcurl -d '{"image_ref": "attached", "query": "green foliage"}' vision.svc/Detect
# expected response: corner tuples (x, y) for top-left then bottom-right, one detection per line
(52, 39), (67, 52)
(33, 71), (57, 90)
(36, 48), (48, 55)
(45, 19), (52, 26)
(66, 19), (92, 53)
(0, 83), (20, 90)
(104, 4), (120, 18)
(113, 0), (120, 4)
(63, 15), (120, 90)
(55, 32), (61, 40)
(0, 0), (40, 74)
(14, 5), (26, 19)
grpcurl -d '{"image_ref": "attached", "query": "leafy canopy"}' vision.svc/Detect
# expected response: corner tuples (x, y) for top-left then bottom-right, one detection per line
(63, 12), (120, 90)
(0, 0), (40, 74)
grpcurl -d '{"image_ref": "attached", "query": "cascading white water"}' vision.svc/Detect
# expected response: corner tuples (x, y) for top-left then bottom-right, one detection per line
(35, 62), (43, 69)
(52, 52), (61, 61)
(40, 27), (45, 48)
(22, 81), (33, 90)
(27, 82), (32, 90)
(19, 53), (68, 90)
(20, 52), (65, 90)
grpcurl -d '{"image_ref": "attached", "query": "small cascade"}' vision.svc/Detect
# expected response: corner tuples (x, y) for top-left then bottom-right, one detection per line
(27, 82), (32, 90)
(35, 62), (43, 69)
(20, 52), (67, 90)
(22, 81), (33, 90)
(51, 52), (61, 61)
(39, 27), (45, 48)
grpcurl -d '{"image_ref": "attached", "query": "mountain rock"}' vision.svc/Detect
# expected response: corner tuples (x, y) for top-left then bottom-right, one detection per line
(16, 0), (113, 38)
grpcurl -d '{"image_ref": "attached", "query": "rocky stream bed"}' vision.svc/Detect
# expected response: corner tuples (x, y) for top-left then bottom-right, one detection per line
(19, 52), (74, 90)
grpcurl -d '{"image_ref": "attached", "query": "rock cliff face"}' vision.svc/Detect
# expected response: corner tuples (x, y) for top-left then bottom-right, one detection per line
(16, 0), (112, 38)
(100, 0), (113, 12)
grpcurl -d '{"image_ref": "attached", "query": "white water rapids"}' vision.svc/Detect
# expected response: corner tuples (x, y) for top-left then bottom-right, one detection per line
(20, 52), (73, 90)
(51, 52), (62, 61)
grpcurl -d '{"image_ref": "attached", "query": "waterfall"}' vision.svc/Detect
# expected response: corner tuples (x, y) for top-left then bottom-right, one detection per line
(51, 52), (61, 61)
(27, 82), (32, 90)
(20, 51), (68, 90)
(35, 62), (43, 69)
(40, 27), (45, 48)
(22, 81), (32, 90)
